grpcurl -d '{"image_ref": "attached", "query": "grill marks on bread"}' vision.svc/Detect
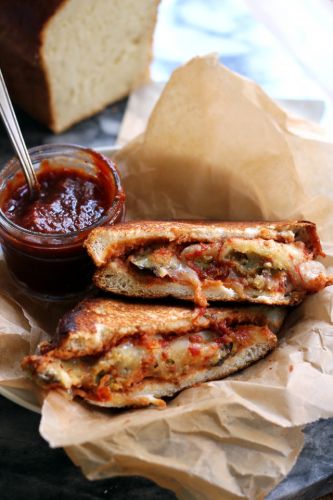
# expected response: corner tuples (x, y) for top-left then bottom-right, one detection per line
(22, 299), (285, 408)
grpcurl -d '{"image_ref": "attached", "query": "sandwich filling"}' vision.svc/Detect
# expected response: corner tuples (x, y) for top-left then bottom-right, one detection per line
(127, 238), (329, 306)
(23, 322), (275, 407)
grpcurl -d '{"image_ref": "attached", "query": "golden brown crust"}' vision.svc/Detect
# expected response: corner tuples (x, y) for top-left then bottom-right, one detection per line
(0, 0), (66, 129)
(42, 298), (285, 359)
(22, 298), (283, 408)
(23, 328), (277, 408)
(85, 220), (330, 307)
(0, 1), (65, 55)
(0, 0), (160, 132)
(85, 220), (323, 266)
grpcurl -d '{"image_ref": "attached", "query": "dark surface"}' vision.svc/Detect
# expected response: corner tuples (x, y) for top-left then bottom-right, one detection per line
(268, 420), (333, 500)
(0, 98), (128, 166)
(0, 397), (176, 500)
(1, 395), (333, 500)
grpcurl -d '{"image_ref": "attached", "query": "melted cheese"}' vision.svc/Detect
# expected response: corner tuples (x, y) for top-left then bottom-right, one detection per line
(129, 246), (206, 305)
(298, 260), (326, 282)
(220, 238), (306, 271)
(128, 238), (329, 301)
(33, 330), (233, 392)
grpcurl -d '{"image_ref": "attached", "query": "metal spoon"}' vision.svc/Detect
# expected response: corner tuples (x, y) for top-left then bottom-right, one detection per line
(0, 68), (39, 197)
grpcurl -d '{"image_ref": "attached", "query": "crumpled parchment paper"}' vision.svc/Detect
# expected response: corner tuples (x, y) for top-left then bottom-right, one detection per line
(1, 54), (333, 499)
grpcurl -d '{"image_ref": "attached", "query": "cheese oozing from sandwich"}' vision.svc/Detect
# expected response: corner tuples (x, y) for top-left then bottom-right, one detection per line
(22, 299), (284, 408)
(128, 238), (329, 306)
(86, 221), (332, 307)
(29, 330), (234, 393)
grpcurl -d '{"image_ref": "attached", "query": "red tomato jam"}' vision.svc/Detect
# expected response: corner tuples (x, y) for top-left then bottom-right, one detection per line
(0, 145), (125, 299)
(2, 162), (112, 234)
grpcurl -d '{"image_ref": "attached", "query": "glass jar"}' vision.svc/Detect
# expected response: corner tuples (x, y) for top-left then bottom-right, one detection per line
(0, 144), (125, 299)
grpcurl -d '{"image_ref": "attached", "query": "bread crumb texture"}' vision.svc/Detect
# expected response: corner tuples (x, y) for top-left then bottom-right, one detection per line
(42, 0), (159, 131)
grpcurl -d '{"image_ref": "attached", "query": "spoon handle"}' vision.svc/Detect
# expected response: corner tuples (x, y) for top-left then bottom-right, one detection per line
(0, 68), (39, 194)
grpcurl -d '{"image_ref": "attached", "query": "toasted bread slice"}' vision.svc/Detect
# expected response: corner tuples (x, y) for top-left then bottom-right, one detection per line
(85, 220), (331, 306)
(85, 220), (323, 266)
(22, 298), (285, 408)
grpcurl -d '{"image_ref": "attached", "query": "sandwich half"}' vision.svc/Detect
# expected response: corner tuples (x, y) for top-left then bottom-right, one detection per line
(85, 220), (332, 307)
(22, 298), (285, 408)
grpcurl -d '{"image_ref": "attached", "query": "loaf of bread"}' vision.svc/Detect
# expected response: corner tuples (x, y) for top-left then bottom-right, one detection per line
(0, 0), (159, 132)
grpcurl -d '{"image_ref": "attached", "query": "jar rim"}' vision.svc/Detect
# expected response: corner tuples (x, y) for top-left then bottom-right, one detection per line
(0, 143), (124, 240)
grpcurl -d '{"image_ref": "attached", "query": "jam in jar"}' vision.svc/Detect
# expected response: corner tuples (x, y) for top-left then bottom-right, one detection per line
(0, 144), (125, 299)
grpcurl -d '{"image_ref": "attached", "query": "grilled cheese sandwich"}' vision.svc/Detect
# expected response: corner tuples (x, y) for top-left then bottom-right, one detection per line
(85, 220), (332, 306)
(22, 299), (285, 408)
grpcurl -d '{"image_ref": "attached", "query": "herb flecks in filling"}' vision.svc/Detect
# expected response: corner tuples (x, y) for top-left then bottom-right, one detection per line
(30, 328), (241, 400)
(127, 238), (328, 303)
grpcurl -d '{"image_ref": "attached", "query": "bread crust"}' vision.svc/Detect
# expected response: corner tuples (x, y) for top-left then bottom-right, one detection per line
(85, 220), (322, 266)
(48, 298), (285, 358)
(85, 220), (327, 306)
(0, 0), (65, 129)
(22, 298), (283, 408)
(0, 0), (160, 132)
